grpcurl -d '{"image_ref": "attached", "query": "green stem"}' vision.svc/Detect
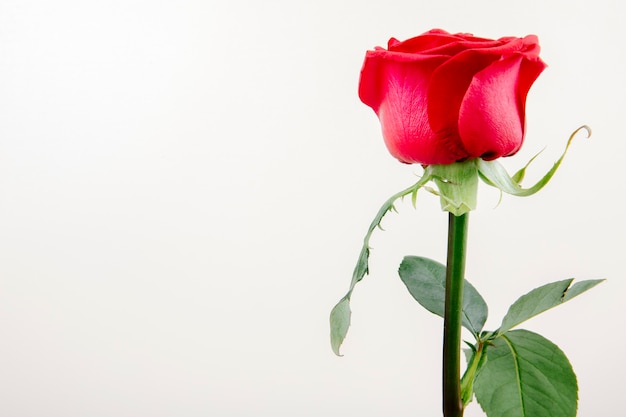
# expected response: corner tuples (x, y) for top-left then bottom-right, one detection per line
(443, 212), (469, 417)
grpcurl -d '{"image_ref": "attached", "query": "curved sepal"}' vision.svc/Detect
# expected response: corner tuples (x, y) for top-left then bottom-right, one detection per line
(329, 174), (432, 356)
(477, 125), (591, 196)
(330, 297), (351, 356)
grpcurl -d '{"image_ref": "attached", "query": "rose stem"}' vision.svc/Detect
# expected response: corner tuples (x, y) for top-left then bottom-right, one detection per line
(442, 212), (468, 417)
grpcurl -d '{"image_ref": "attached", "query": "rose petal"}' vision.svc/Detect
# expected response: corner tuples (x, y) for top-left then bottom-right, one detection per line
(426, 50), (502, 151)
(519, 34), (542, 57)
(379, 69), (468, 164)
(389, 32), (460, 54)
(390, 31), (507, 56)
(458, 55), (527, 159)
(359, 49), (446, 112)
(360, 31), (546, 165)
(360, 52), (467, 164)
(514, 58), (547, 142)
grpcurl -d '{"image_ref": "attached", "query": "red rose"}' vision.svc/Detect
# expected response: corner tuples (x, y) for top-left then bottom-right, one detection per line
(359, 29), (547, 165)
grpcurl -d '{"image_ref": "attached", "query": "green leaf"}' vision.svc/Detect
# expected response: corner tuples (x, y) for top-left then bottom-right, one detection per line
(329, 297), (351, 356)
(563, 279), (605, 302)
(398, 256), (488, 336)
(498, 278), (604, 334)
(477, 125), (591, 197)
(474, 329), (578, 417)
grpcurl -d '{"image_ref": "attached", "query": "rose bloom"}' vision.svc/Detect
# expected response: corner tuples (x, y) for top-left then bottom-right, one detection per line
(359, 29), (547, 165)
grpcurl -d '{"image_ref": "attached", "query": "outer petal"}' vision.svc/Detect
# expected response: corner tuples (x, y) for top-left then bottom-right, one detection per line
(457, 55), (526, 159)
(359, 52), (465, 164)
(360, 32), (546, 165)
(518, 34), (542, 58)
(426, 38), (526, 152)
(388, 30), (462, 54)
(514, 57), (547, 150)
(358, 49), (442, 111)
(426, 51), (503, 156)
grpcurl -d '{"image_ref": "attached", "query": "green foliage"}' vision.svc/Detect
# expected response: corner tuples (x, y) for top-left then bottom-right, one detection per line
(329, 297), (351, 356)
(461, 341), (487, 406)
(329, 126), (599, 417)
(330, 127), (593, 356)
(398, 256), (488, 336)
(429, 159), (479, 216)
(330, 127), (592, 356)
(329, 175), (432, 356)
(474, 330), (578, 417)
(498, 278), (604, 335)
(398, 269), (602, 416)
(461, 278), (601, 416)
(477, 125), (591, 197)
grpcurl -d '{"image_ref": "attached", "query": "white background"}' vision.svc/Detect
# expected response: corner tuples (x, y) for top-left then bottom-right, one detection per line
(0, 0), (624, 416)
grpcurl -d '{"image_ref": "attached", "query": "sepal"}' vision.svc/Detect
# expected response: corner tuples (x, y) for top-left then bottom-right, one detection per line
(429, 160), (479, 216)
(477, 126), (591, 197)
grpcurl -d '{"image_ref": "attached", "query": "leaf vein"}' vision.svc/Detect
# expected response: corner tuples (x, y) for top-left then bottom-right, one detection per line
(501, 334), (525, 417)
